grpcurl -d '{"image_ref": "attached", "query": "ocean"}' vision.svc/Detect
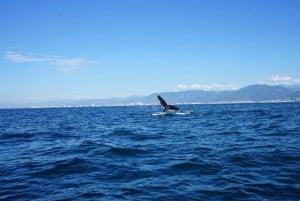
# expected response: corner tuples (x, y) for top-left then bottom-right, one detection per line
(0, 103), (299, 201)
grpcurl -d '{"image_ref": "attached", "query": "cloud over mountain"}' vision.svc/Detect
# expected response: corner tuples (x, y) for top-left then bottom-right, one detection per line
(177, 83), (241, 91)
(267, 75), (300, 86)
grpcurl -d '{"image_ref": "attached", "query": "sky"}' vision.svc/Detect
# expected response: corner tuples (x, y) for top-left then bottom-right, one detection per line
(1, 0), (300, 105)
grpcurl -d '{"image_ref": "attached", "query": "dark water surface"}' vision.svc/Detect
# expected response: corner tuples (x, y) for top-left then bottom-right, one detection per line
(0, 103), (299, 200)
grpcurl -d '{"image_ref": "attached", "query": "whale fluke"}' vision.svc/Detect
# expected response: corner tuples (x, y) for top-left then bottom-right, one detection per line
(157, 95), (179, 112)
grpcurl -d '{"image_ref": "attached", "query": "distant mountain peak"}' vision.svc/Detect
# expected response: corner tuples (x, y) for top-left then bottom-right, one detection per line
(1, 84), (299, 108)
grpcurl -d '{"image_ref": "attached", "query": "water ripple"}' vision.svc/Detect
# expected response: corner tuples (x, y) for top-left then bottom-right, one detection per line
(0, 103), (299, 200)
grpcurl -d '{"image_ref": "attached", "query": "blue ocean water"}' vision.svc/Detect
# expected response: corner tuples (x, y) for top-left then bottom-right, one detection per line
(0, 103), (299, 201)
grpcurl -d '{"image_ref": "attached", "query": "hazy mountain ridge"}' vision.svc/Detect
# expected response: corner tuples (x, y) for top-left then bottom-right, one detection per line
(147, 84), (300, 104)
(1, 84), (300, 108)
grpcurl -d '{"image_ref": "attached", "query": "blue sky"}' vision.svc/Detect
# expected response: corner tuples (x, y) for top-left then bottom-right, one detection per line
(1, 0), (300, 104)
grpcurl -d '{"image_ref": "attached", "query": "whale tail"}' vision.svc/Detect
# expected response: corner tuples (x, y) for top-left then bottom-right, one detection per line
(157, 95), (179, 112)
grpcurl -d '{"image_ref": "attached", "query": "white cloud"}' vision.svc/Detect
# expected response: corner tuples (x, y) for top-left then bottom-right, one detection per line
(53, 58), (91, 72)
(5, 51), (93, 72)
(177, 83), (241, 91)
(267, 75), (300, 86)
(6, 51), (48, 62)
(177, 75), (300, 91)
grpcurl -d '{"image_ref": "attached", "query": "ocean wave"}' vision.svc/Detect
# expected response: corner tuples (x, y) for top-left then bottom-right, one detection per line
(0, 103), (299, 200)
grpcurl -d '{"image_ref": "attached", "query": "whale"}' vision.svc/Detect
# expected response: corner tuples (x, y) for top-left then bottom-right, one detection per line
(157, 95), (179, 112)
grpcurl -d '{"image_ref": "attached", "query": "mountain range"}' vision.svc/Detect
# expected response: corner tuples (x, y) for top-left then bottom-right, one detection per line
(2, 84), (300, 108)
(121, 84), (300, 105)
